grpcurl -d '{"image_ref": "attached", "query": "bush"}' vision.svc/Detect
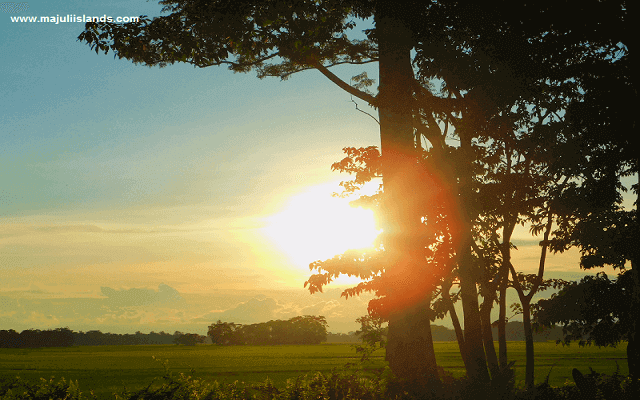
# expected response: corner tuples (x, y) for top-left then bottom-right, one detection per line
(0, 377), (90, 400)
(1, 363), (638, 400)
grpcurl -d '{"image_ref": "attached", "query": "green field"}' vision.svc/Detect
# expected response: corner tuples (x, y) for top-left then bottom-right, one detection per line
(0, 342), (628, 399)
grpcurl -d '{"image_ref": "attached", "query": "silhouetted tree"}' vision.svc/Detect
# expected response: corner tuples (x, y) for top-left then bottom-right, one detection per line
(76, 0), (443, 382)
(208, 321), (244, 345)
(535, 271), (634, 348)
(207, 316), (327, 345)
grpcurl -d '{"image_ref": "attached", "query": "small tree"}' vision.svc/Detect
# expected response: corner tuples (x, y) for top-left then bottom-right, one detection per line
(352, 314), (387, 363)
(534, 271), (634, 347)
(207, 320), (243, 345)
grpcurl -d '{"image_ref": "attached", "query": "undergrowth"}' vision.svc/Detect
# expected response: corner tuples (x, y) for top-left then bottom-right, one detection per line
(1, 359), (638, 400)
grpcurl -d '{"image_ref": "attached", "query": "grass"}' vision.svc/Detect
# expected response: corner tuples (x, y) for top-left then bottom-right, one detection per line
(432, 341), (629, 387)
(0, 342), (629, 399)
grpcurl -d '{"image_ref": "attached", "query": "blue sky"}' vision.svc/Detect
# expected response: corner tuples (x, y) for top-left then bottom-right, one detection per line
(2, 0), (378, 220)
(0, 1), (623, 334)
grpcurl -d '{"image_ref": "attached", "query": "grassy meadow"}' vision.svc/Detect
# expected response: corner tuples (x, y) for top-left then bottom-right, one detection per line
(0, 342), (628, 399)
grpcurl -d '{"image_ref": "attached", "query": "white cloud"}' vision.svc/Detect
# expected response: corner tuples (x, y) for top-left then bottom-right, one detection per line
(24, 311), (59, 327)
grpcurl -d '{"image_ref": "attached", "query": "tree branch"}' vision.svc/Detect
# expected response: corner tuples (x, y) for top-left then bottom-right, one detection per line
(507, 260), (525, 298)
(213, 52), (280, 69)
(351, 98), (379, 124)
(313, 62), (378, 107)
(527, 199), (559, 301)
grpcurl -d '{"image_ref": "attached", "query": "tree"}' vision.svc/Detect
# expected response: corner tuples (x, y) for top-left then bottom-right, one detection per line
(471, 86), (581, 387)
(312, 3), (632, 386)
(534, 271), (634, 348)
(309, 3), (598, 384)
(77, 0), (445, 384)
(543, 34), (638, 377)
(207, 316), (327, 345)
(288, 315), (328, 344)
(513, 0), (638, 377)
(352, 314), (387, 362)
(208, 320), (244, 345)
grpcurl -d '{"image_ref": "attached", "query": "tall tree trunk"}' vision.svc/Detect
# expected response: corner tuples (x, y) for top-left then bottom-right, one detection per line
(387, 301), (439, 385)
(629, 260), (638, 379)
(442, 279), (468, 369)
(499, 223), (515, 370)
(630, 161), (640, 379)
(508, 210), (553, 389)
(376, 4), (439, 386)
(458, 238), (489, 384)
(498, 267), (508, 369)
(473, 241), (501, 381)
(480, 299), (500, 379)
(456, 134), (490, 384)
(522, 302), (534, 388)
(507, 274), (535, 389)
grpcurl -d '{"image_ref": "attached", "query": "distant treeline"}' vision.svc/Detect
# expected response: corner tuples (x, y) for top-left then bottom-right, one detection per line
(0, 328), (207, 348)
(325, 332), (361, 343)
(208, 315), (328, 345)
(414, 323), (564, 342)
(0, 320), (563, 349)
(327, 322), (564, 343)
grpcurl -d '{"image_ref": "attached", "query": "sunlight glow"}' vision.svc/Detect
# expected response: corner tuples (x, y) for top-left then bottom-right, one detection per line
(263, 183), (381, 271)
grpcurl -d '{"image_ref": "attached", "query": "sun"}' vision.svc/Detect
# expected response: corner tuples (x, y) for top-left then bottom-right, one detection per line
(263, 183), (381, 271)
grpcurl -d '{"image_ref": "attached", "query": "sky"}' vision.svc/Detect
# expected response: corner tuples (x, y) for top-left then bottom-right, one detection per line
(0, 0), (627, 335)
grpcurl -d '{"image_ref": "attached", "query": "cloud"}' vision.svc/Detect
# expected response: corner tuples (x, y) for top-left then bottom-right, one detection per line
(27, 224), (177, 234)
(196, 297), (283, 324)
(24, 311), (60, 327)
(30, 225), (104, 233)
(0, 286), (383, 334)
(95, 310), (143, 325)
(300, 300), (342, 317)
(100, 284), (183, 306)
(194, 295), (356, 330)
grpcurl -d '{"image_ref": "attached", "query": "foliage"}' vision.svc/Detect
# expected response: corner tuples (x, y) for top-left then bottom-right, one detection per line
(1, 362), (638, 400)
(207, 321), (244, 345)
(351, 314), (387, 363)
(0, 358), (393, 400)
(556, 35), (636, 271)
(0, 377), (88, 400)
(534, 271), (634, 347)
(77, 0), (378, 84)
(207, 316), (328, 345)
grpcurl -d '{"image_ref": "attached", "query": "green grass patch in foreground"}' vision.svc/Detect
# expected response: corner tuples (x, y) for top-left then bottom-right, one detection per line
(0, 342), (629, 399)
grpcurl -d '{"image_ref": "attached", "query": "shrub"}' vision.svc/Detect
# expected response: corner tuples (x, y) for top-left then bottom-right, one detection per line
(1, 364), (638, 400)
(0, 377), (90, 400)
